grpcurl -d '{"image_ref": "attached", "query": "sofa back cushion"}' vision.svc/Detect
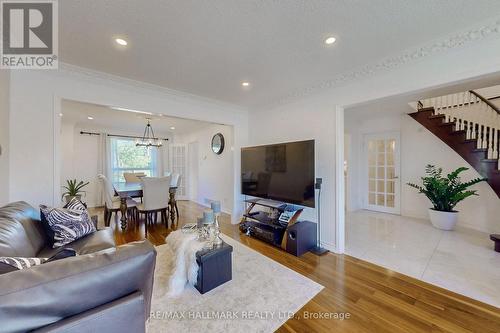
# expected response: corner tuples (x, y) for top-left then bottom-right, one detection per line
(0, 202), (46, 257)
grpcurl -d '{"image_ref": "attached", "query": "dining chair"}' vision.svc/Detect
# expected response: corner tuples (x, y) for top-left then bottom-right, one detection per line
(97, 174), (138, 226)
(123, 172), (145, 203)
(123, 172), (142, 183)
(137, 176), (171, 236)
(169, 173), (181, 220)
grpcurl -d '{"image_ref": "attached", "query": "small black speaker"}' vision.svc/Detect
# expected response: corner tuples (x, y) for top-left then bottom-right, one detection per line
(285, 221), (317, 256)
(315, 177), (322, 190)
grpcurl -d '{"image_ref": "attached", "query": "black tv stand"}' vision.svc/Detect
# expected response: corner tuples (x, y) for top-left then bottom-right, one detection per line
(239, 198), (316, 256)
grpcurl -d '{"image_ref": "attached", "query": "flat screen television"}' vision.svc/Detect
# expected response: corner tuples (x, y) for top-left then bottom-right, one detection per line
(241, 140), (315, 208)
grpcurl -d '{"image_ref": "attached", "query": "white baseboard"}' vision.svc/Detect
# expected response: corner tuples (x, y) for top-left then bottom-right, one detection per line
(194, 200), (232, 215)
(319, 241), (341, 254)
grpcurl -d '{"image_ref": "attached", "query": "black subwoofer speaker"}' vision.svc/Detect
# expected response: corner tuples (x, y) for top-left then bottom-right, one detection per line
(285, 221), (317, 257)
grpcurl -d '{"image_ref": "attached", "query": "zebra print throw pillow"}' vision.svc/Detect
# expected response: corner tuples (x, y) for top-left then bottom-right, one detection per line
(40, 203), (96, 248)
(64, 197), (87, 212)
(0, 257), (46, 274)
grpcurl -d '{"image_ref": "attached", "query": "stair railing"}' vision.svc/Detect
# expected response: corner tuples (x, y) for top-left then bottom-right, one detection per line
(418, 91), (500, 169)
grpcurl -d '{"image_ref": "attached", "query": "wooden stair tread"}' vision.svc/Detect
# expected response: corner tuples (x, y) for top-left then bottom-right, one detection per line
(438, 122), (455, 127)
(451, 130), (466, 135)
(428, 114), (445, 119)
(482, 159), (498, 163)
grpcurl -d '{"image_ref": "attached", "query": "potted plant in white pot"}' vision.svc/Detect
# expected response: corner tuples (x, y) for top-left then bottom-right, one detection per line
(61, 179), (90, 203)
(408, 165), (486, 230)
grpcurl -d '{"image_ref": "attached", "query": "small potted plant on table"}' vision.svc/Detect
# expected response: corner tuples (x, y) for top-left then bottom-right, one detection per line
(62, 179), (90, 203)
(408, 165), (486, 230)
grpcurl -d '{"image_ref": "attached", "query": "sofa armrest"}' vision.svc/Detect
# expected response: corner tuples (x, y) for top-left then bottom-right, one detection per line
(0, 240), (156, 333)
(33, 291), (145, 333)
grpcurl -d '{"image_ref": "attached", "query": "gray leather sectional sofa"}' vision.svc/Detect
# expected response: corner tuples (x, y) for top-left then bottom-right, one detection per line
(0, 201), (157, 333)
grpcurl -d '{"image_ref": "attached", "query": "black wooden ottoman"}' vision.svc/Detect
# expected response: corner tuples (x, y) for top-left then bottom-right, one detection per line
(490, 234), (500, 252)
(195, 242), (233, 294)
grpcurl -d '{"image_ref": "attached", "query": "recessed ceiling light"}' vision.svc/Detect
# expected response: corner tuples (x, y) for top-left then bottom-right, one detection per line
(324, 37), (336, 45)
(115, 38), (128, 46)
(242, 82), (250, 87)
(59, 113), (63, 117)
(170, 126), (175, 130)
(87, 116), (94, 120)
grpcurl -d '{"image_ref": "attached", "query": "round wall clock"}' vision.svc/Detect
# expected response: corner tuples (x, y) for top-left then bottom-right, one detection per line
(211, 133), (225, 155)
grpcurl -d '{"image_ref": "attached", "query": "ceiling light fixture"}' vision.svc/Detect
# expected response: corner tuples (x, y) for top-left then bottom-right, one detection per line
(136, 118), (163, 148)
(324, 37), (336, 45)
(242, 82), (250, 87)
(87, 116), (94, 120)
(170, 126), (176, 130)
(110, 106), (153, 115)
(115, 38), (128, 46)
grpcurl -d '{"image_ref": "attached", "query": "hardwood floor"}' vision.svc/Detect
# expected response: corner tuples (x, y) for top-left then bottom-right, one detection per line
(90, 201), (500, 333)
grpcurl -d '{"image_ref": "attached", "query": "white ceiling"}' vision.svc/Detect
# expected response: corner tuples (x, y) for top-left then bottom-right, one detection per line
(61, 99), (211, 135)
(60, 1), (500, 108)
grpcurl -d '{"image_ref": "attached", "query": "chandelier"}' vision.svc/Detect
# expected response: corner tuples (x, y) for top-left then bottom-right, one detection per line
(136, 119), (163, 148)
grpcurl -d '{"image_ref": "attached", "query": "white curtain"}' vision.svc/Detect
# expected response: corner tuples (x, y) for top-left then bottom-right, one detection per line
(156, 142), (170, 177)
(96, 133), (112, 205)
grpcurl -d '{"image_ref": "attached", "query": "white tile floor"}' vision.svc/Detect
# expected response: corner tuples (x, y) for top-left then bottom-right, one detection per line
(346, 210), (500, 308)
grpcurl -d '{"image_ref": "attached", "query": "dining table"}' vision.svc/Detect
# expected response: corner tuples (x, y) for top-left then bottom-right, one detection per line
(113, 182), (177, 229)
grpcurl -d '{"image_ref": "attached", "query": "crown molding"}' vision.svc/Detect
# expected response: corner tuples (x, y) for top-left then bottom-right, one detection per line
(265, 16), (500, 109)
(58, 62), (248, 114)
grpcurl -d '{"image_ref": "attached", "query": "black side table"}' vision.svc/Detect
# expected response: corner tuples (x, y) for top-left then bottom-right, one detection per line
(195, 242), (233, 294)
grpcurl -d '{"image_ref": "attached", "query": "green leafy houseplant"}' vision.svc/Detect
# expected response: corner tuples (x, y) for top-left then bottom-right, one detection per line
(61, 179), (90, 202)
(407, 165), (486, 212)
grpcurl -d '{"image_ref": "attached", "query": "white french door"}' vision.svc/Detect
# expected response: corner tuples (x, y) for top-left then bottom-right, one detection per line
(363, 132), (400, 214)
(169, 144), (188, 200)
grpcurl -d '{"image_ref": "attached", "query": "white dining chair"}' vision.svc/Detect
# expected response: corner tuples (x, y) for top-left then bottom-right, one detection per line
(169, 173), (181, 219)
(123, 172), (142, 183)
(97, 174), (138, 226)
(137, 176), (171, 235)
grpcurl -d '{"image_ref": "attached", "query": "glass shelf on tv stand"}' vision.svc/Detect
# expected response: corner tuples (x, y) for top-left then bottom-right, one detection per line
(242, 211), (286, 230)
(243, 198), (287, 210)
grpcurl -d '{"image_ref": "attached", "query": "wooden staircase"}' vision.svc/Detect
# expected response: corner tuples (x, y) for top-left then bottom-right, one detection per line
(408, 90), (500, 197)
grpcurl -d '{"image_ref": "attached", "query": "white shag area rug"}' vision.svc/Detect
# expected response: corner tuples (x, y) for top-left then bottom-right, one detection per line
(147, 234), (324, 333)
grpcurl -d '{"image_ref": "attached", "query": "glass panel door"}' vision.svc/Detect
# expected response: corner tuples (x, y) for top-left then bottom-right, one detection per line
(364, 133), (400, 214)
(169, 144), (188, 200)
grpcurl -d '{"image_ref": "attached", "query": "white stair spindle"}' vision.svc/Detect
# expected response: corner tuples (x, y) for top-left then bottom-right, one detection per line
(477, 124), (483, 149)
(482, 125), (488, 149)
(488, 127), (494, 159)
(493, 128), (499, 159)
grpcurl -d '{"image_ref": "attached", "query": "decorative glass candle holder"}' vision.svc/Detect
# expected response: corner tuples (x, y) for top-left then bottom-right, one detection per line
(196, 217), (206, 241)
(203, 209), (215, 248)
(211, 201), (223, 246)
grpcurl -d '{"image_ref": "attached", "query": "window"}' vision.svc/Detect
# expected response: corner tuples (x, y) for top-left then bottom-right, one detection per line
(110, 138), (158, 182)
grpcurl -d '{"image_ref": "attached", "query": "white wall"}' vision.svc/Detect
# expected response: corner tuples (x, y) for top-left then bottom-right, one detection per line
(0, 70), (9, 206)
(249, 95), (340, 252)
(175, 124), (234, 214)
(8, 65), (248, 223)
(345, 108), (500, 233)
